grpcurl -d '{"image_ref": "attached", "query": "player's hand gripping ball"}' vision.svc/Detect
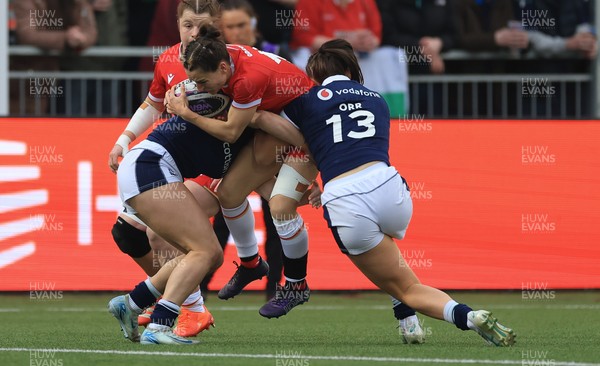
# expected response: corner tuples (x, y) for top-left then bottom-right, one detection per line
(173, 79), (231, 118)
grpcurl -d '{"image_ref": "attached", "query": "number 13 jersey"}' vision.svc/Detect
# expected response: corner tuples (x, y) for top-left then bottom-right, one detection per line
(283, 75), (391, 185)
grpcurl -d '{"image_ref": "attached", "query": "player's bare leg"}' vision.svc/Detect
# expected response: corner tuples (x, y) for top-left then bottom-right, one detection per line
(171, 180), (219, 336)
(110, 182), (221, 345)
(128, 180), (220, 334)
(349, 235), (516, 346)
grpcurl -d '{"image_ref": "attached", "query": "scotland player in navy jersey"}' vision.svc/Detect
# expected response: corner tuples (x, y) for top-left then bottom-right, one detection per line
(107, 0), (222, 339)
(257, 39), (516, 347)
(108, 115), (284, 345)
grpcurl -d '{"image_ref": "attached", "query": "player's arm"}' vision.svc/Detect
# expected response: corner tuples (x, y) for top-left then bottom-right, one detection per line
(166, 87), (254, 143)
(252, 110), (305, 147)
(108, 98), (164, 173)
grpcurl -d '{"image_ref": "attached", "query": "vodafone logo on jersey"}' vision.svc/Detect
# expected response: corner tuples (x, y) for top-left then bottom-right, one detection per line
(317, 88), (333, 101)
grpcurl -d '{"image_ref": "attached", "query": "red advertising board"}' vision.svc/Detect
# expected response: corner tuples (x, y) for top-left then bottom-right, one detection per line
(1, 119), (599, 290)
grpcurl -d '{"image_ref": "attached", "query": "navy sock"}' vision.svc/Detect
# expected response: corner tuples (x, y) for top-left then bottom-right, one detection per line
(282, 253), (308, 281)
(453, 304), (473, 331)
(393, 301), (416, 320)
(129, 281), (158, 310)
(150, 300), (180, 327)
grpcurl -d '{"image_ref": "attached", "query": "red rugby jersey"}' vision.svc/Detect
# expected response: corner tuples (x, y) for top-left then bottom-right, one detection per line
(222, 44), (314, 113)
(148, 43), (189, 104)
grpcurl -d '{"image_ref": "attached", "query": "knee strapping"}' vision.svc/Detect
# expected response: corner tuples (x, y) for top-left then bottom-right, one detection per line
(270, 164), (311, 202)
(111, 217), (151, 258)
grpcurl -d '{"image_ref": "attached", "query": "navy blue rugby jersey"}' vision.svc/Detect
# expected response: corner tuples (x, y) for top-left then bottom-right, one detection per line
(147, 116), (253, 179)
(283, 75), (390, 184)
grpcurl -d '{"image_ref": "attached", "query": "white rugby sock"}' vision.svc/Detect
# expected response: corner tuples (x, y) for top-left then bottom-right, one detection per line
(443, 300), (459, 324)
(145, 277), (162, 298)
(182, 288), (203, 307)
(182, 293), (206, 312)
(274, 215), (308, 259)
(221, 199), (259, 258)
(274, 214), (308, 282)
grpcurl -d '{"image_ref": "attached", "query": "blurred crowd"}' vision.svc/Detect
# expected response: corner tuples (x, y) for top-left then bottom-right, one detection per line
(7, 0), (597, 117)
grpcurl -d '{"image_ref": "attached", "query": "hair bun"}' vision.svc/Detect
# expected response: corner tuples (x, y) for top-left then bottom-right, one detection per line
(200, 24), (221, 39)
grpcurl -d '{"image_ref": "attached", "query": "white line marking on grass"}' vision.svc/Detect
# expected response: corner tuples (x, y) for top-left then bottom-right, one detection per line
(45, 307), (105, 312)
(1, 304), (600, 313)
(471, 305), (600, 310)
(1, 348), (599, 366)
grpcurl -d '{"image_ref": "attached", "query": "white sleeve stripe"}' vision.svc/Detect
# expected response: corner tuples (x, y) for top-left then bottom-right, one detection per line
(280, 110), (300, 130)
(232, 99), (262, 109)
(148, 93), (164, 103)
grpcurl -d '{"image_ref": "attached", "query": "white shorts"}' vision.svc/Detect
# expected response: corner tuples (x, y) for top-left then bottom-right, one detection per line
(321, 162), (412, 255)
(117, 140), (183, 216)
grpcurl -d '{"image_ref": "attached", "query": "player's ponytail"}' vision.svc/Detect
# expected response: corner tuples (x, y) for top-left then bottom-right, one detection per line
(306, 39), (364, 85)
(183, 24), (229, 72)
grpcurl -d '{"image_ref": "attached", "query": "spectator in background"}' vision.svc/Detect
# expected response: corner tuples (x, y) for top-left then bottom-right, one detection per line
(220, 0), (292, 59)
(516, 0), (597, 59)
(203, 0), (285, 299)
(452, 0), (528, 116)
(290, 0), (381, 54)
(376, 0), (457, 116)
(454, 0), (528, 53)
(127, 0), (159, 46)
(376, 0), (457, 75)
(247, 0), (298, 45)
(146, 0), (182, 47)
(514, 0), (596, 117)
(61, 0), (129, 116)
(8, 1), (17, 45)
(10, 0), (97, 115)
(290, 0), (409, 117)
(140, 0), (183, 73)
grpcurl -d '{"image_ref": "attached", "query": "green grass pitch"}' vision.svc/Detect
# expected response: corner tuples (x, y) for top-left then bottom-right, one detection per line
(1, 291), (599, 366)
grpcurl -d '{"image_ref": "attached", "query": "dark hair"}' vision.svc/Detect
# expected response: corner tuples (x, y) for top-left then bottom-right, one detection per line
(177, 0), (221, 20)
(220, 0), (256, 19)
(306, 39), (364, 85)
(183, 25), (229, 72)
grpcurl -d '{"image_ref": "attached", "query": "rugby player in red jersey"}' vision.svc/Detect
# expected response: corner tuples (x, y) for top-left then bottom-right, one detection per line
(166, 25), (319, 318)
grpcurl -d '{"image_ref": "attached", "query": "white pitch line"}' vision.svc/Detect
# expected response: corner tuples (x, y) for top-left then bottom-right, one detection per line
(1, 304), (600, 313)
(471, 304), (600, 310)
(2, 348), (600, 366)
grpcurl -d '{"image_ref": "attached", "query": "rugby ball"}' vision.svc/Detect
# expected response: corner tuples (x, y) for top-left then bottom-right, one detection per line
(174, 79), (231, 118)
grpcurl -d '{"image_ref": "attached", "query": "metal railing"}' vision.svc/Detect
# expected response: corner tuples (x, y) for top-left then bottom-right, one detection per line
(11, 71), (153, 117)
(409, 74), (591, 119)
(7, 46), (595, 119)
